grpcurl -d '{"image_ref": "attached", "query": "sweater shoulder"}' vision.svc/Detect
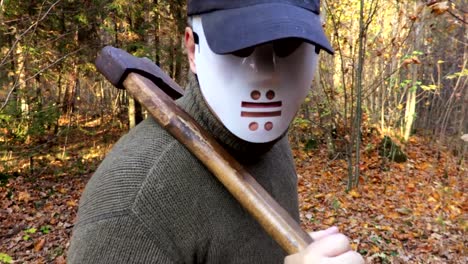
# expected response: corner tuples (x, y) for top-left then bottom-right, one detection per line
(75, 118), (186, 226)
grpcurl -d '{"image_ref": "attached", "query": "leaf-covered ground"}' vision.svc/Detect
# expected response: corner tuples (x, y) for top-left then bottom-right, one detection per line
(0, 121), (122, 264)
(296, 135), (467, 263)
(0, 125), (466, 263)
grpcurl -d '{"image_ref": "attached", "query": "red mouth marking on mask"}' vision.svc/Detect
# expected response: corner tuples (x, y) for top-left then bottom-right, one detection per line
(241, 101), (282, 108)
(240, 101), (282, 117)
(241, 111), (282, 117)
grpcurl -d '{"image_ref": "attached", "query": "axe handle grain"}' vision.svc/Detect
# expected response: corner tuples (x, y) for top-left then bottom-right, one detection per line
(123, 73), (313, 255)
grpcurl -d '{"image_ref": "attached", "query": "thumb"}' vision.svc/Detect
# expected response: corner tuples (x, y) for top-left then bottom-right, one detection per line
(309, 226), (339, 241)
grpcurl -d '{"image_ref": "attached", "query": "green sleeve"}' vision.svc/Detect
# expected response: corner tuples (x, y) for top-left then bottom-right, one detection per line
(68, 213), (177, 264)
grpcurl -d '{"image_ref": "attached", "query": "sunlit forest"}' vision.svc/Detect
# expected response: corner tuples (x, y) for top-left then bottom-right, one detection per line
(0, 0), (466, 263)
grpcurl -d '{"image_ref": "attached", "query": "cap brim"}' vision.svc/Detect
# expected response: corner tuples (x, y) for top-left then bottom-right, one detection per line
(201, 3), (334, 55)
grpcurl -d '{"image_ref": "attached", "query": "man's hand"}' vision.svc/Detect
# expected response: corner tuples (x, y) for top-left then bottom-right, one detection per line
(284, 227), (364, 264)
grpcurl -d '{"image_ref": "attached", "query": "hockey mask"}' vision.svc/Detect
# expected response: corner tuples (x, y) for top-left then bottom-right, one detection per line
(192, 16), (319, 143)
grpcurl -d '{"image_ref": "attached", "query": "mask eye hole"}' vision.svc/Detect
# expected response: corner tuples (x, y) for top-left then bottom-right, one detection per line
(231, 46), (256, 58)
(274, 38), (303, 57)
(231, 38), (304, 58)
(193, 32), (200, 45)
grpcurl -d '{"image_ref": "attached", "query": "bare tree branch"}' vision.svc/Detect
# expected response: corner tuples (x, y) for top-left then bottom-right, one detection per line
(0, 48), (83, 111)
(0, 0), (61, 67)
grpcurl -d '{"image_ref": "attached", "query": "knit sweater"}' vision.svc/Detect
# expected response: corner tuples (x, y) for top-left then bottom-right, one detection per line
(67, 74), (300, 263)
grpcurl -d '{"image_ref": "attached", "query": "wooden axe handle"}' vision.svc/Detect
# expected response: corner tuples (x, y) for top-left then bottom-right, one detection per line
(96, 47), (313, 254)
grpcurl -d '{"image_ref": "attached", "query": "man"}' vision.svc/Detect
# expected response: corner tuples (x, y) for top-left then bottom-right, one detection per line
(68, 0), (364, 263)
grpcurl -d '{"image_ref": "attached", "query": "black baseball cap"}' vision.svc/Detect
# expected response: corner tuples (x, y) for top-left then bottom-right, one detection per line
(187, 0), (334, 55)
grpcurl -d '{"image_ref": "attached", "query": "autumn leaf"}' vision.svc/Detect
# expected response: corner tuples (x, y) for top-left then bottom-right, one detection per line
(428, 1), (450, 15)
(348, 189), (361, 198)
(58, 187), (68, 194)
(411, 57), (421, 64)
(408, 14), (418, 21)
(314, 193), (325, 199)
(34, 238), (45, 252)
(18, 191), (31, 203)
(324, 217), (336, 225)
(396, 207), (413, 215)
(371, 245), (380, 253)
(66, 200), (77, 207)
(402, 57), (421, 68)
(402, 58), (414, 68)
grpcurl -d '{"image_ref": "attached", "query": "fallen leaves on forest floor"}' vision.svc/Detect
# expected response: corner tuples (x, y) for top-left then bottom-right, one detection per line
(0, 122), (123, 263)
(0, 174), (90, 263)
(296, 135), (467, 263)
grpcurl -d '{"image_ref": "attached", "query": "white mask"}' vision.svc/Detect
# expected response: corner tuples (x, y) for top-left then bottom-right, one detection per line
(192, 16), (318, 143)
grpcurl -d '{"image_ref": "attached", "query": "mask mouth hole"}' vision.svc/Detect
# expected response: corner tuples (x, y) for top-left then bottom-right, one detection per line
(241, 101), (282, 108)
(241, 111), (282, 117)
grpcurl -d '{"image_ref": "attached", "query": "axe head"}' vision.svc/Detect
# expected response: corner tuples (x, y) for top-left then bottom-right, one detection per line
(95, 46), (184, 100)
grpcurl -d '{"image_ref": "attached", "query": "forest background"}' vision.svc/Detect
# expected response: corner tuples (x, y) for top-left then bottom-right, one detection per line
(0, 0), (466, 263)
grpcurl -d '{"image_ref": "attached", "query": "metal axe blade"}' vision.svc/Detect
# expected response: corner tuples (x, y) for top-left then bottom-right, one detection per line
(95, 46), (184, 100)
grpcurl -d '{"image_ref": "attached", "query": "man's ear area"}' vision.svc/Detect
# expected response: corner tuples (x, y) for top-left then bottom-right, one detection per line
(185, 27), (197, 74)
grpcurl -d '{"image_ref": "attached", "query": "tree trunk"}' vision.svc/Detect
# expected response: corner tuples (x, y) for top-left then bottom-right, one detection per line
(15, 39), (28, 117)
(403, 79), (417, 141)
(128, 93), (143, 127)
(348, 0), (366, 190)
(403, 5), (423, 142)
(128, 97), (136, 129)
(154, 0), (161, 65)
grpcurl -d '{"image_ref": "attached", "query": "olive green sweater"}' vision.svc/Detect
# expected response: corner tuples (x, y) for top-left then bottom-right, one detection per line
(68, 74), (300, 263)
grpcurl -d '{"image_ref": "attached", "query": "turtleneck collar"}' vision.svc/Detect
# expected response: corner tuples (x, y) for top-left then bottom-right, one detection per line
(176, 72), (283, 161)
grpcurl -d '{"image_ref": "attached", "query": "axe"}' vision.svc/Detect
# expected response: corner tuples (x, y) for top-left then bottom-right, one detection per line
(95, 46), (313, 254)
